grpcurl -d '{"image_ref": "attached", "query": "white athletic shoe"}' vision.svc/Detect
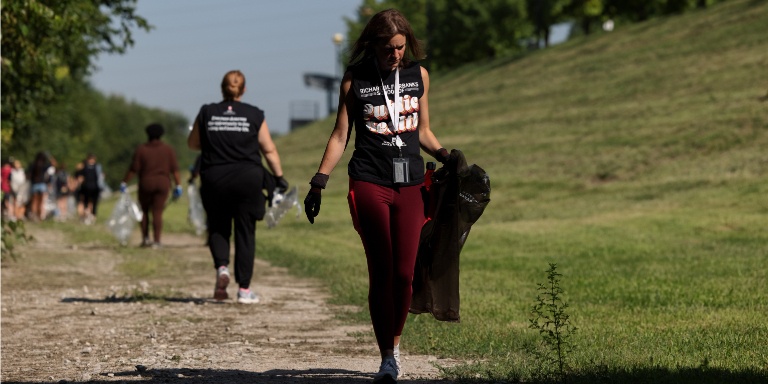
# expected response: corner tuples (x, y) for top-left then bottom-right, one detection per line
(373, 356), (398, 383)
(214, 266), (230, 301)
(236, 288), (260, 304)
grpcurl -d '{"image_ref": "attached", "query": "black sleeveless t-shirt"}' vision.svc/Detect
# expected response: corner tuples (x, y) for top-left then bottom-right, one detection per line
(196, 101), (264, 171)
(348, 59), (425, 187)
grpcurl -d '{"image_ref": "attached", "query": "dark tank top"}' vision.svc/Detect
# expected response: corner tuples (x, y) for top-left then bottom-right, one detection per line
(348, 59), (425, 187)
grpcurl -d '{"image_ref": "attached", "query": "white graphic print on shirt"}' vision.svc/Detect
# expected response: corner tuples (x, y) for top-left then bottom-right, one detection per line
(362, 95), (420, 135)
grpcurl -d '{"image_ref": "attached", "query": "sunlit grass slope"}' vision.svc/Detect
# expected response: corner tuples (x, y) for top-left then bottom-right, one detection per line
(243, 1), (766, 382)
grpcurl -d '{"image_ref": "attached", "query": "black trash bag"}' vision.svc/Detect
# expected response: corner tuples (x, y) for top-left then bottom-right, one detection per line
(410, 149), (491, 322)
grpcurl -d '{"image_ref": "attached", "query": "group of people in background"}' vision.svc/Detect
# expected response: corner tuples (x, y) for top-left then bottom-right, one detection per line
(1, 152), (105, 224)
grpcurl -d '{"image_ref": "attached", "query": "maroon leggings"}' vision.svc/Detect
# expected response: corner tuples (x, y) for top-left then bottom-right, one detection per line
(138, 181), (170, 243)
(348, 179), (425, 353)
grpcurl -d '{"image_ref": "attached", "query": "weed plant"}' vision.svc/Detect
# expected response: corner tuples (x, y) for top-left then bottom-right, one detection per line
(1, 218), (33, 261)
(528, 263), (577, 383)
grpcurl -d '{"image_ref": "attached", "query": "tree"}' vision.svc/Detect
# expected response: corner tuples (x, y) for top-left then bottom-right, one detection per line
(1, 0), (151, 151)
(566, 0), (605, 35)
(429, 0), (529, 70)
(526, 0), (569, 48)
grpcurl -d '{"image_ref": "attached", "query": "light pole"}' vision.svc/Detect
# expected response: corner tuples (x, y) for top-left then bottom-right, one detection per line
(331, 33), (345, 113)
(332, 33), (344, 81)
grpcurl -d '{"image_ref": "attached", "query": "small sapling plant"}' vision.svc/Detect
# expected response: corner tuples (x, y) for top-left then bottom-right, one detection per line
(528, 263), (577, 383)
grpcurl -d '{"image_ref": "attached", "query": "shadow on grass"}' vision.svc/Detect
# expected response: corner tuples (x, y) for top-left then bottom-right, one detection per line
(1, 367), (450, 383)
(451, 366), (767, 384)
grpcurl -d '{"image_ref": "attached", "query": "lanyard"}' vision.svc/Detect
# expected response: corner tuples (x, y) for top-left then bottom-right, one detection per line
(376, 63), (401, 138)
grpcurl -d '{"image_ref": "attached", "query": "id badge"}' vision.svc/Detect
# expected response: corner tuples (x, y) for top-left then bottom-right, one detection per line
(393, 158), (410, 183)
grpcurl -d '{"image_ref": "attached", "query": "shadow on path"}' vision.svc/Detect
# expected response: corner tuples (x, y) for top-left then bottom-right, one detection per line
(60, 296), (218, 305)
(2, 367), (451, 384)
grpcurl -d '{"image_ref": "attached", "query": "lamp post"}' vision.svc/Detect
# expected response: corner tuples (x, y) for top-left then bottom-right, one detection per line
(331, 33), (345, 113)
(332, 33), (344, 81)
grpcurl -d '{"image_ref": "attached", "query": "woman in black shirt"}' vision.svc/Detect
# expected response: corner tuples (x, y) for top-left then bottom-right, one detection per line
(304, 9), (455, 383)
(188, 70), (288, 304)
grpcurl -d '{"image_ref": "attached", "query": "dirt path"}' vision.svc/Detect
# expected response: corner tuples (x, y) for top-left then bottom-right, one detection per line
(1, 225), (456, 383)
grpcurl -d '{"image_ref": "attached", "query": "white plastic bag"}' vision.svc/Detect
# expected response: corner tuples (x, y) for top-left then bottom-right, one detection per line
(107, 193), (142, 245)
(265, 186), (301, 228)
(187, 184), (206, 236)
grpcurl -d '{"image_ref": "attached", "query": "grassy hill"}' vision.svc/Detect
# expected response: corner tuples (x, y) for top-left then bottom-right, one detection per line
(260, 1), (767, 382)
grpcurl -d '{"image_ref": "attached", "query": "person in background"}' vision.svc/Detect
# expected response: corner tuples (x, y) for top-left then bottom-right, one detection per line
(188, 69), (288, 304)
(9, 159), (28, 220)
(1, 157), (13, 219)
(76, 154), (104, 225)
(303, 9), (456, 383)
(53, 163), (74, 221)
(27, 151), (55, 221)
(73, 161), (85, 219)
(121, 123), (182, 248)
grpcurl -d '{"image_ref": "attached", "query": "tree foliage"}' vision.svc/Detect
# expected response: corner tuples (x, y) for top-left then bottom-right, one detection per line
(1, 1), (195, 188)
(343, 0), (731, 72)
(16, 83), (195, 189)
(526, 0), (569, 48)
(428, 0), (529, 71)
(1, 0), (151, 149)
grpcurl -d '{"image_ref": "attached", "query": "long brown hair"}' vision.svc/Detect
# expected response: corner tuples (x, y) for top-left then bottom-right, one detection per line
(348, 8), (424, 67)
(221, 70), (245, 101)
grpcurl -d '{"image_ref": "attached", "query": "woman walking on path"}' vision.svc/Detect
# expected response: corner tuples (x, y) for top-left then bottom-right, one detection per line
(28, 151), (55, 221)
(9, 159), (28, 220)
(121, 123), (182, 248)
(188, 70), (288, 304)
(53, 163), (76, 221)
(1, 158), (13, 219)
(75, 154), (105, 224)
(303, 9), (456, 383)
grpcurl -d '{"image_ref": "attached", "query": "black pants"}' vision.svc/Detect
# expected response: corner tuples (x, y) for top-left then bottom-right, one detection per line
(200, 164), (265, 289)
(80, 187), (101, 215)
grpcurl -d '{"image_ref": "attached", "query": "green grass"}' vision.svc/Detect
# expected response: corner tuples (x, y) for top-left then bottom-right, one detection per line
(66, 1), (768, 382)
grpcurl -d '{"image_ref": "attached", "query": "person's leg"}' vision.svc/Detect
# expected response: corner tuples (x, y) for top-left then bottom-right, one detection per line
(389, 184), (425, 347)
(83, 189), (98, 223)
(348, 179), (396, 357)
(151, 188), (169, 244)
(91, 192), (100, 216)
(138, 189), (152, 242)
(57, 196), (67, 219)
(201, 188), (232, 270)
(201, 176), (235, 301)
(30, 191), (41, 220)
(76, 190), (85, 219)
(232, 199), (258, 289)
(40, 191), (49, 219)
(14, 195), (25, 220)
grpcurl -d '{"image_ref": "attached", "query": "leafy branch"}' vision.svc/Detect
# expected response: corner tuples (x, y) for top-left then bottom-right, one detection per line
(1, 218), (33, 261)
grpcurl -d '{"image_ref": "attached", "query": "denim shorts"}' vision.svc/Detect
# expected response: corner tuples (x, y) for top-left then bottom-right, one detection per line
(31, 183), (48, 194)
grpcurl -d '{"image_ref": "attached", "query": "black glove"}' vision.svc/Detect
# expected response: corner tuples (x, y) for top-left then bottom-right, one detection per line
(435, 147), (458, 168)
(275, 175), (289, 193)
(304, 173), (329, 224)
(304, 188), (322, 224)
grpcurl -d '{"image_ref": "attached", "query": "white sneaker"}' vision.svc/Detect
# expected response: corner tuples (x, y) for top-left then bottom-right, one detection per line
(236, 288), (260, 304)
(373, 356), (398, 383)
(214, 266), (230, 301)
